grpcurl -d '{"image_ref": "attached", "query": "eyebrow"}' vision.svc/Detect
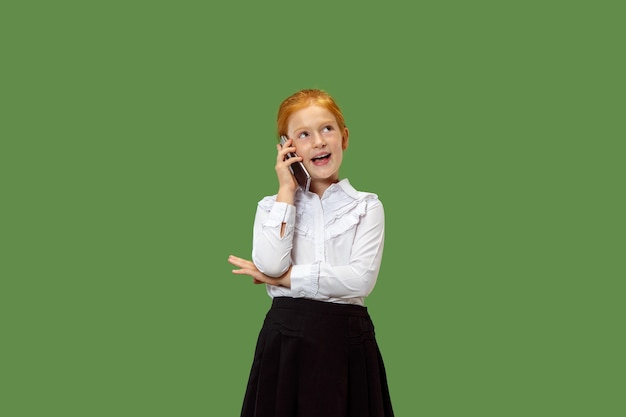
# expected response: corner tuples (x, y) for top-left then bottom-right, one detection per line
(293, 120), (337, 131)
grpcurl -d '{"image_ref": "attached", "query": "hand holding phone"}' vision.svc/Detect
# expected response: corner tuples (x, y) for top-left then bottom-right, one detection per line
(280, 135), (311, 192)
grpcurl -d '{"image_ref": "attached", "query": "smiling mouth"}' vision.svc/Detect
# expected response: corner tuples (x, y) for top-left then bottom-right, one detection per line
(311, 153), (330, 162)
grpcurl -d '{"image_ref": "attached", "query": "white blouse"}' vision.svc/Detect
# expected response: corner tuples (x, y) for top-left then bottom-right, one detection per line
(252, 179), (385, 306)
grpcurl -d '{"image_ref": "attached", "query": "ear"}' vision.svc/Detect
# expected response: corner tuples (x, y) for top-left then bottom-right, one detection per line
(342, 127), (350, 150)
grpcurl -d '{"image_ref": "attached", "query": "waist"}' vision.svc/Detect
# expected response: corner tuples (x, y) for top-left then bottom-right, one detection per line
(267, 286), (364, 306)
(271, 297), (369, 318)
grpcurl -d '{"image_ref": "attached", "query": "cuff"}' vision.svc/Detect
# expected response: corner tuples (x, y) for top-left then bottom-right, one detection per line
(264, 202), (296, 229)
(290, 263), (320, 298)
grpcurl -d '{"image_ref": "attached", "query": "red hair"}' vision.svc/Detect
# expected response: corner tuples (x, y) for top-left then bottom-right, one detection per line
(276, 89), (347, 139)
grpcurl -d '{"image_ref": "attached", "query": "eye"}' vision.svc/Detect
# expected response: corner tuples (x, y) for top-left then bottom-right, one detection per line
(297, 131), (310, 139)
(322, 125), (334, 132)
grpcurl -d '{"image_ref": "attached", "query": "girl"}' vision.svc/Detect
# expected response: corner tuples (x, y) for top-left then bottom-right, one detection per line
(228, 89), (394, 417)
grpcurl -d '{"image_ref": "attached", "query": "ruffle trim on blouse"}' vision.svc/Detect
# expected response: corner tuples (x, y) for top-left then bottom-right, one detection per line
(293, 191), (379, 239)
(259, 184), (379, 240)
(325, 195), (377, 238)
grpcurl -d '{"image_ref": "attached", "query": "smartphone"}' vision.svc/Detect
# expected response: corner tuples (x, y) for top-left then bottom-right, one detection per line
(280, 135), (311, 192)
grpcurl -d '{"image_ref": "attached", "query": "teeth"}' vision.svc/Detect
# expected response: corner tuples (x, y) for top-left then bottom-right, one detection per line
(313, 154), (330, 160)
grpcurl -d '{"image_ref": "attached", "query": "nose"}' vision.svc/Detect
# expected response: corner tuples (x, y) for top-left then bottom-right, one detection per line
(312, 132), (326, 148)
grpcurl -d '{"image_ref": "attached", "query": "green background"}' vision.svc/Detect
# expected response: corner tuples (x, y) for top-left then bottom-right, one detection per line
(2, 1), (623, 416)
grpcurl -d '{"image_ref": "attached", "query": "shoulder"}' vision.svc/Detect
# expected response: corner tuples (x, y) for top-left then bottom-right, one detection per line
(324, 180), (384, 236)
(338, 179), (383, 208)
(341, 180), (385, 226)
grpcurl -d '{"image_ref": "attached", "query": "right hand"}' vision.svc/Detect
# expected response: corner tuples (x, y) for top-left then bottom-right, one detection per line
(275, 137), (301, 202)
(228, 255), (291, 288)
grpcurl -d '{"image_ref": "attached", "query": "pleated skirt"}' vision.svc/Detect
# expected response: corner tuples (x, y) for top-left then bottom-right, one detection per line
(241, 297), (394, 417)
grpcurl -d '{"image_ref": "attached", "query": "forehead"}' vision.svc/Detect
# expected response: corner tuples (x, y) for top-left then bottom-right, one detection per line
(288, 105), (337, 128)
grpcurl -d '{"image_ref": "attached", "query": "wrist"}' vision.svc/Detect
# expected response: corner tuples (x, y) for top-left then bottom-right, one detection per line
(276, 187), (296, 205)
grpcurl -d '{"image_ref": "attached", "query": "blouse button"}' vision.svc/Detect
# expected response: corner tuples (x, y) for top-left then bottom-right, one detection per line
(299, 291), (306, 297)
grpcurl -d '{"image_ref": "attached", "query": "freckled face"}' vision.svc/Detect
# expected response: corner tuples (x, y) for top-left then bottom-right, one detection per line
(287, 105), (349, 185)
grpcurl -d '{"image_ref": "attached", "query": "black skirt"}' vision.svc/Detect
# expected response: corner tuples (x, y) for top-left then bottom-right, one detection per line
(241, 297), (394, 417)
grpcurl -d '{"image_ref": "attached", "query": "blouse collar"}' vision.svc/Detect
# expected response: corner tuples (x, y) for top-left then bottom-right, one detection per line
(322, 178), (358, 200)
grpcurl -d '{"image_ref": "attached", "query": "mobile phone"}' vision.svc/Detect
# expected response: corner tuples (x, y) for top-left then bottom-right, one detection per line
(280, 135), (311, 192)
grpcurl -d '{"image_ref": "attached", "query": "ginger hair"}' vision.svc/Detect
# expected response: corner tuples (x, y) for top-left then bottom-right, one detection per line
(276, 89), (347, 140)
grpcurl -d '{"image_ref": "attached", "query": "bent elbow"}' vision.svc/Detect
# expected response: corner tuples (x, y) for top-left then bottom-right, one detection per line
(260, 265), (286, 278)
(354, 269), (380, 298)
(252, 255), (289, 278)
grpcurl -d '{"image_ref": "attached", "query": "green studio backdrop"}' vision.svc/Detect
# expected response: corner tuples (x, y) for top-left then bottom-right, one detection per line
(2, 1), (623, 416)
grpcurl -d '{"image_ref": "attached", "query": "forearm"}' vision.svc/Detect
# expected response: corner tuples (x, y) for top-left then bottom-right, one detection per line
(290, 258), (382, 300)
(251, 199), (295, 277)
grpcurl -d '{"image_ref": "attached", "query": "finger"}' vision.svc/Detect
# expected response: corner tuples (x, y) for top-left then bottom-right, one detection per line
(231, 264), (258, 275)
(228, 255), (254, 268)
(232, 269), (259, 282)
(285, 155), (303, 164)
(277, 148), (293, 164)
(233, 269), (266, 285)
(277, 141), (297, 158)
(228, 257), (243, 268)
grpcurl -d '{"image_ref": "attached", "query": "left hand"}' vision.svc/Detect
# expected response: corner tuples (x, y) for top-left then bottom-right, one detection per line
(228, 255), (291, 288)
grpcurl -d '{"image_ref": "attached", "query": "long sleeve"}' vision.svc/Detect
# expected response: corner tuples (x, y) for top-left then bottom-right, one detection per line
(251, 198), (296, 277)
